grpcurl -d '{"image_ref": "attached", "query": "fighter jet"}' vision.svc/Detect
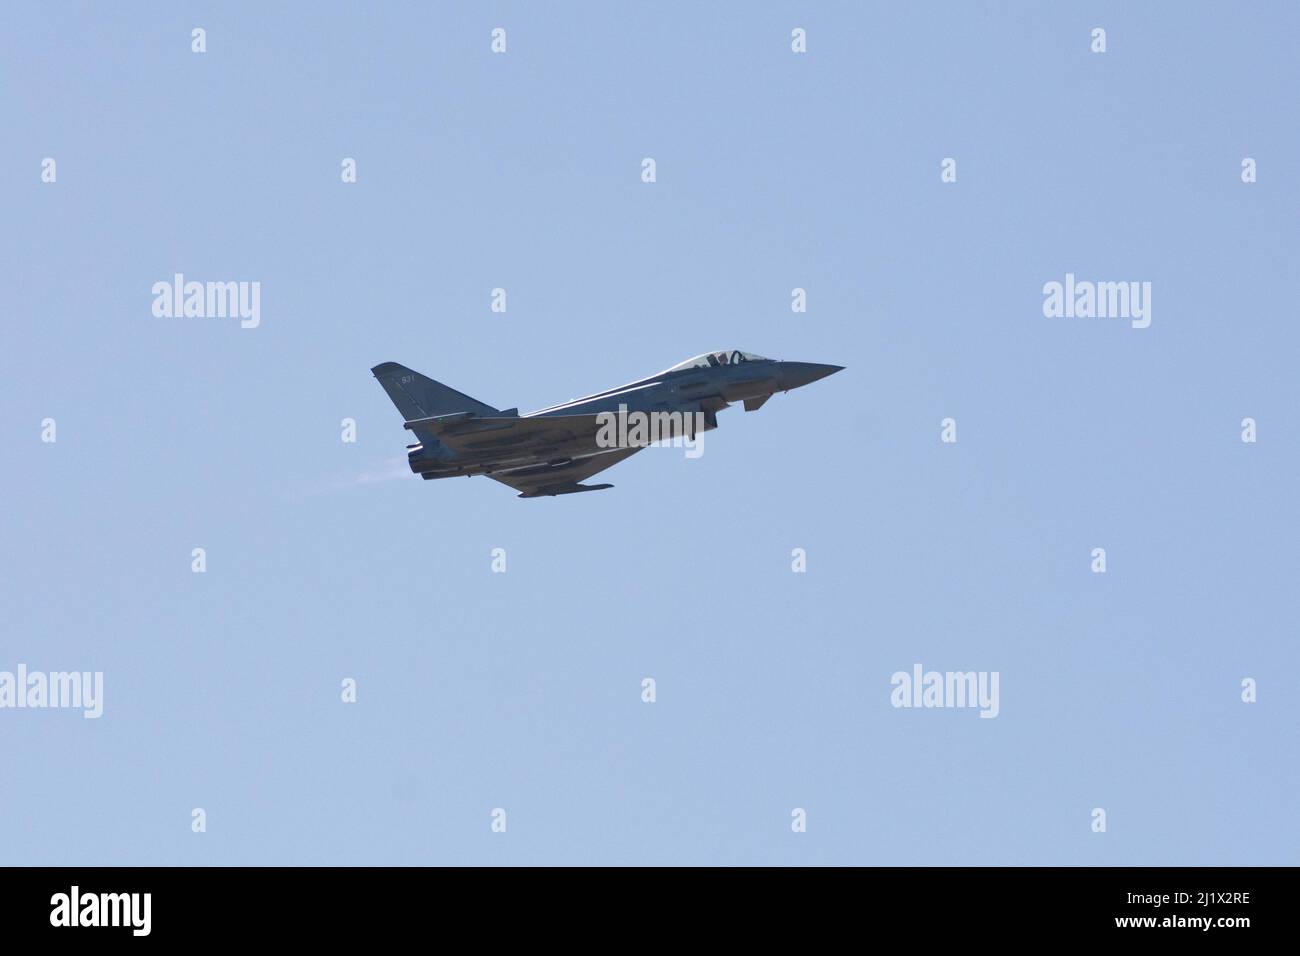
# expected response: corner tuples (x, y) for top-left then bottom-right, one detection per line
(372, 350), (843, 497)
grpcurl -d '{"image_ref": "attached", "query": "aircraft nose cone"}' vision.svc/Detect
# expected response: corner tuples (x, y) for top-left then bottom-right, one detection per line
(780, 362), (844, 391)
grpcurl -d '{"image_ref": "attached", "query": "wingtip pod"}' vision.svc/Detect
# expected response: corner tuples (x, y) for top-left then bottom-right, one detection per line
(518, 482), (614, 499)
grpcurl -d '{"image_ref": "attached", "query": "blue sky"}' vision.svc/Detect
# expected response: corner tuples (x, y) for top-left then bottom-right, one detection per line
(2, 2), (1297, 865)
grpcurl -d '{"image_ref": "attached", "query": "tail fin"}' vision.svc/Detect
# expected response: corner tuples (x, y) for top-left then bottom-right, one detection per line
(371, 362), (498, 420)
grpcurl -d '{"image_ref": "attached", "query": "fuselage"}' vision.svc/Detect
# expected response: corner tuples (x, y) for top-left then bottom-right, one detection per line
(529, 357), (780, 418)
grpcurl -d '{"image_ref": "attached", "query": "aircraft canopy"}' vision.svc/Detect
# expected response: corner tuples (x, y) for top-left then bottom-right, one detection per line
(666, 350), (769, 372)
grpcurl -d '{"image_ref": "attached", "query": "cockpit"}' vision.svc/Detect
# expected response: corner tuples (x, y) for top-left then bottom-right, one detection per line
(665, 350), (770, 372)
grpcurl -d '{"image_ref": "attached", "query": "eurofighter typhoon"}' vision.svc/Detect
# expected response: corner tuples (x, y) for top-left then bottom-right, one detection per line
(372, 351), (843, 498)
